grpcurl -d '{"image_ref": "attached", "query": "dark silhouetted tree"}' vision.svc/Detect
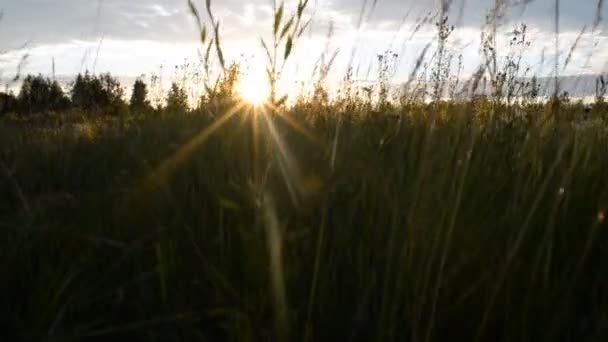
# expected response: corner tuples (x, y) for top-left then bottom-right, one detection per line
(71, 72), (126, 115)
(595, 75), (606, 108)
(49, 81), (71, 110)
(17, 74), (70, 114)
(0, 91), (18, 116)
(130, 79), (151, 113)
(166, 82), (188, 113)
(71, 73), (100, 109)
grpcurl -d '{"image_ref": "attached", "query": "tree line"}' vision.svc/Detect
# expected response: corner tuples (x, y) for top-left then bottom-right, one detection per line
(0, 72), (191, 117)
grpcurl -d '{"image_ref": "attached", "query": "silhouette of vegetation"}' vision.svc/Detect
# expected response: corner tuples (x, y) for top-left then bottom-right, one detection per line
(130, 78), (152, 114)
(165, 82), (189, 113)
(0, 91), (18, 116)
(71, 72), (127, 115)
(1, 0), (608, 341)
(199, 63), (241, 115)
(17, 74), (70, 114)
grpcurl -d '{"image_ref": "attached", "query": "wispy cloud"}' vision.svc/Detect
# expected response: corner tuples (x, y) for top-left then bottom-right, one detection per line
(0, 0), (606, 82)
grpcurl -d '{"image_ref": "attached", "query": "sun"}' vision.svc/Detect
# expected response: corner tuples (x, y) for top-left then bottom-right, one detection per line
(238, 71), (270, 106)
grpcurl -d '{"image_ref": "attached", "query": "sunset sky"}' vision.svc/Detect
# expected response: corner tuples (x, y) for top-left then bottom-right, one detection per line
(1, 0), (607, 95)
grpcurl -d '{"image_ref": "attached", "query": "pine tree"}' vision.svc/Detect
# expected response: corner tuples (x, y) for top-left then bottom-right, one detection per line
(166, 83), (188, 113)
(0, 91), (18, 116)
(130, 79), (151, 113)
(71, 72), (126, 115)
(18, 74), (70, 114)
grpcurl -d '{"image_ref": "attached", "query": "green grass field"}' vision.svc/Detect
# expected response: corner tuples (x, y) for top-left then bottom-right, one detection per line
(1, 101), (607, 341)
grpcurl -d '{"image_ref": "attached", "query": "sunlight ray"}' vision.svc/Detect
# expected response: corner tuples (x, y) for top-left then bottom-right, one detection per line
(261, 106), (303, 207)
(251, 107), (262, 185)
(265, 102), (325, 148)
(262, 191), (289, 341)
(140, 102), (246, 191)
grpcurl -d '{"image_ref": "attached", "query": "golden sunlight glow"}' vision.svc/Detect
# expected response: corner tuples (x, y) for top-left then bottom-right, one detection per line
(238, 71), (270, 105)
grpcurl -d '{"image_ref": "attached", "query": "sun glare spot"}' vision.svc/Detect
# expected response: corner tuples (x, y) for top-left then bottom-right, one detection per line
(238, 71), (269, 105)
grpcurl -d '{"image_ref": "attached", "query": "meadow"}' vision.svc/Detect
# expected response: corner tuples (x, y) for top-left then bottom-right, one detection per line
(1, 0), (608, 341)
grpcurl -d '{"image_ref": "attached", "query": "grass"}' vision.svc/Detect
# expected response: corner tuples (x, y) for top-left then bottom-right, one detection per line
(2, 0), (608, 340)
(1, 100), (607, 341)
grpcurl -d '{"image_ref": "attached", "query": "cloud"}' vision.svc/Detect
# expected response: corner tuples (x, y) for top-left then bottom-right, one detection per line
(0, 1), (202, 51)
(325, 0), (607, 32)
(1, 0), (604, 51)
(0, 0), (606, 83)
